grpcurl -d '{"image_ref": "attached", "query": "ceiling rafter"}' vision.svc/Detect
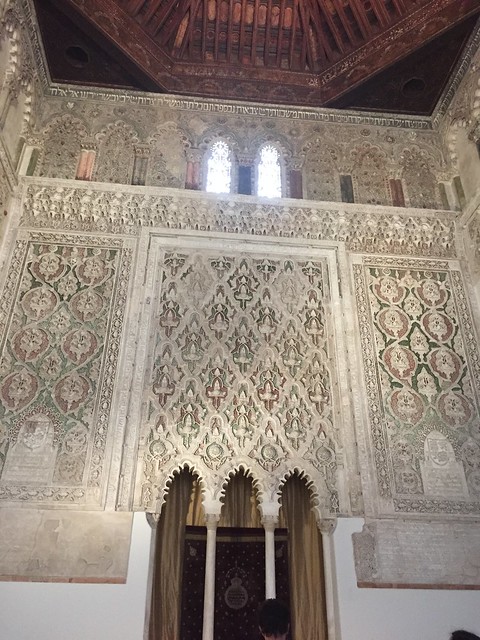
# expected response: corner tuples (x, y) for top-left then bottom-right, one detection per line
(306, 1), (332, 64)
(227, 0), (234, 63)
(178, 0), (202, 58)
(370, 0), (390, 28)
(288, 0), (299, 70)
(297, 1), (314, 69)
(329, 0), (359, 46)
(251, 0), (261, 65)
(276, 0), (287, 68)
(156, 0), (193, 48)
(348, 0), (373, 39)
(314, 0), (346, 55)
(128, 0), (147, 18)
(264, 0), (273, 66)
(148, 2), (181, 37)
(239, 0), (248, 64)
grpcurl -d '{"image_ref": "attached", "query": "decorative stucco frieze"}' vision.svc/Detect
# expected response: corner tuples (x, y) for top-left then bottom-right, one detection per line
(20, 180), (457, 258)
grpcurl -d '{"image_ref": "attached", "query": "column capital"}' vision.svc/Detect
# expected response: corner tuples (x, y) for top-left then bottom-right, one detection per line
(261, 515), (278, 532)
(186, 147), (203, 163)
(146, 512), (161, 528)
(204, 513), (220, 530)
(318, 518), (337, 536)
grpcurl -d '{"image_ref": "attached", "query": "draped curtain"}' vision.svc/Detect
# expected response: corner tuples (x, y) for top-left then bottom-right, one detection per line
(149, 470), (196, 640)
(149, 470), (327, 640)
(219, 471), (262, 528)
(279, 474), (328, 640)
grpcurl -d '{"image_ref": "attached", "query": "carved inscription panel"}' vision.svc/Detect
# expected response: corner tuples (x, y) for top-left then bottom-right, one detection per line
(0, 232), (133, 505)
(354, 257), (480, 515)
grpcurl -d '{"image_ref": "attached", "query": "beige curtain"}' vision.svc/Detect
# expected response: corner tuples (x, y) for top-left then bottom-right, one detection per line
(279, 474), (328, 640)
(186, 478), (205, 526)
(149, 469), (195, 640)
(219, 471), (262, 528)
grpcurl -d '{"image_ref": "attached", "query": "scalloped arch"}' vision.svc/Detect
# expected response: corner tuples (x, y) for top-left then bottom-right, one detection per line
(152, 460), (207, 514)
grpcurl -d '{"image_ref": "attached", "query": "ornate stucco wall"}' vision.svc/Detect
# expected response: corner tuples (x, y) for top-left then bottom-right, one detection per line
(1, 0), (480, 592)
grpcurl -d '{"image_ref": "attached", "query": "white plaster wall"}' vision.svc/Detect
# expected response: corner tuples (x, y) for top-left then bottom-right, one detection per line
(334, 518), (480, 640)
(0, 514), (479, 640)
(0, 512), (152, 640)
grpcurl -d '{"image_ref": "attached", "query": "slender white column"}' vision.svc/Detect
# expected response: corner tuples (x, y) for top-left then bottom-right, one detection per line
(202, 513), (219, 640)
(144, 513), (160, 640)
(262, 515), (278, 599)
(319, 519), (340, 640)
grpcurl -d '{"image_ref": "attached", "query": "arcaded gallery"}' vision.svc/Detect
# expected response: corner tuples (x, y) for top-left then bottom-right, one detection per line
(0, 1), (480, 639)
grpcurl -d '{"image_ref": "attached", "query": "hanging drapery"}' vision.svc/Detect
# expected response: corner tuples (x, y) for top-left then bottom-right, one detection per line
(280, 474), (328, 640)
(149, 469), (195, 640)
(218, 471), (262, 528)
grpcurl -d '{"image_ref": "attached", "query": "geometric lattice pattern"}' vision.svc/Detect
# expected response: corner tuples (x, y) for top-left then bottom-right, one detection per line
(140, 248), (339, 513)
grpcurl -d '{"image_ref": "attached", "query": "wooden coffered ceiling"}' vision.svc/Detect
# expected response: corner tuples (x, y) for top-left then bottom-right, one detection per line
(33, 0), (480, 113)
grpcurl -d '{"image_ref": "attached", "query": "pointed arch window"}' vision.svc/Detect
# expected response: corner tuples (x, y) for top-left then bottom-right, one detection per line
(206, 140), (232, 194)
(257, 144), (282, 198)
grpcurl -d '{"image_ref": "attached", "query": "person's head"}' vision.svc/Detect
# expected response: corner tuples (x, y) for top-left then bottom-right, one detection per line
(258, 599), (290, 639)
(451, 631), (480, 640)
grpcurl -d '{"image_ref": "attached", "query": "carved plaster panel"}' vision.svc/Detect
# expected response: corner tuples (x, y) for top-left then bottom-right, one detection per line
(133, 236), (353, 519)
(353, 518), (480, 587)
(0, 508), (132, 582)
(0, 230), (134, 506)
(353, 255), (480, 516)
(467, 209), (480, 283)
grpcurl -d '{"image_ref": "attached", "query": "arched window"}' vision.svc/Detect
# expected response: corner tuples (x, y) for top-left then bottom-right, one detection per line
(257, 144), (282, 198)
(206, 140), (232, 193)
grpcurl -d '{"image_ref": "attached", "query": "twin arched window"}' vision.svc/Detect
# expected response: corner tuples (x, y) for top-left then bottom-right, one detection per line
(205, 141), (282, 197)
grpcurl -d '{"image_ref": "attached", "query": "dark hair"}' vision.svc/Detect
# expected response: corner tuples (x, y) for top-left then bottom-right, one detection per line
(451, 632), (480, 640)
(258, 599), (290, 637)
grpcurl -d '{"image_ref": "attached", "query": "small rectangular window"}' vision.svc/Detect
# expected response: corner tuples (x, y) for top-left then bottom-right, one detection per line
(238, 165), (252, 195)
(340, 174), (354, 203)
(389, 179), (405, 207)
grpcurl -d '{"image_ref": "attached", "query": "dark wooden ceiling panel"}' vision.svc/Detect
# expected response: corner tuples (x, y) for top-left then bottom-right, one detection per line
(33, 0), (480, 113)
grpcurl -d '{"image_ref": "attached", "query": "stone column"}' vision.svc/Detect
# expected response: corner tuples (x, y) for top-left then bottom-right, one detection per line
(145, 512), (161, 634)
(262, 515), (278, 598)
(318, 518), (339, 640)
(288, 158), (304, 199)
(76, 146), (96, 181)
(186, 148), (203, 190)
(133, 144), (150, 185)
(202, 512), (220, 640)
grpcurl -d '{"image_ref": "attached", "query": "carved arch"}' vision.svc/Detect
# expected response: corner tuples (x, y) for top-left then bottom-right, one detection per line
(34, 114), (88, 179)
(146, 121), (191, 188)
(149, 459), (206, 515)
(302, 136), (343, 202)
(279, 467), (332, 522)
(400, 145), (443, 209)
(94, 120), (139, 184)
(348, 142), (389, 205)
